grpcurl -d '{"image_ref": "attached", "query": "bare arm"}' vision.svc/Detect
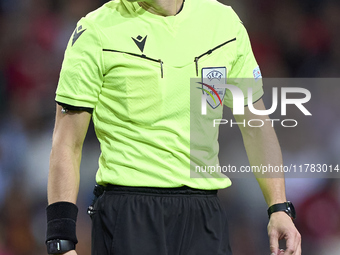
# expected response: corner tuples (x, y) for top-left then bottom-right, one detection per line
(48, 104), (91, 204)
(234, 99), (286, 206)
(234, 99), (301, 255)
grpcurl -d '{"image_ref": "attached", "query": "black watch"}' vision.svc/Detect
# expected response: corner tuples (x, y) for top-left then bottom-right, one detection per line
(46, 239), (75, 254)
(267, 201), (296, 220)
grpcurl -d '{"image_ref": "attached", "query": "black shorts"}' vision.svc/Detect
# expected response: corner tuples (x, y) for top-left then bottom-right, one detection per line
(89, 185), (232, 255)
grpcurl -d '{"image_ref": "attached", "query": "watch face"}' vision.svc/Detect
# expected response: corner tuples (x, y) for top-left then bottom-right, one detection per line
(286, 201), (296, 219)
(47, 240), (60, 253)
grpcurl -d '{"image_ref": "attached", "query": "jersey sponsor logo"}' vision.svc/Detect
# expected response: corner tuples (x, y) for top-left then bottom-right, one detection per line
(132, 35), (147, 53)
(72, 25), (86, 46)
(253, 66), (262, 81)
(198, 67), (227, 109)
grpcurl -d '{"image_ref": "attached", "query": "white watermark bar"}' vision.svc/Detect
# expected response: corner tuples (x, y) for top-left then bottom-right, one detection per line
(193, 164), (339, 176)
(190, 78), (339, 178)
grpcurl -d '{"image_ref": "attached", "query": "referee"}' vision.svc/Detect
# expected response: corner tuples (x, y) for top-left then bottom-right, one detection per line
(46, 0), (301, 255)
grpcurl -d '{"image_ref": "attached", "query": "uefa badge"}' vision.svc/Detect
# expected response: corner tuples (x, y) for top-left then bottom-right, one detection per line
(199, 67), (227, 109)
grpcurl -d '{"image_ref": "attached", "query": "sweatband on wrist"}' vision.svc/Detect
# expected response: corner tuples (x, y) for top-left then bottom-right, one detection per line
(46, 201), (79, 244)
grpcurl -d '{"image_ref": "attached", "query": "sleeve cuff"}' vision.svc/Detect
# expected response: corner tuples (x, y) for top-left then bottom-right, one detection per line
(55, 94), (95, 114)
(56, 101), (93, 114)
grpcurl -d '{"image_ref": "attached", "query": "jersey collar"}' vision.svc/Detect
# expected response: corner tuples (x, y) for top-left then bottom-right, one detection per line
(127, 0), (189, 23)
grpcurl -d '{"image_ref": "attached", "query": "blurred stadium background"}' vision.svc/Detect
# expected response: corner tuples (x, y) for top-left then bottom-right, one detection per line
(0, 0), (340, 254)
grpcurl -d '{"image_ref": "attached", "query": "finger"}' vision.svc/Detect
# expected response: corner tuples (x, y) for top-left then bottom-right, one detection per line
(291, 231), (301, 255)
(284, 234), (296, 255)
(269, 231), (279, 255)
(295, 235), (302, 255)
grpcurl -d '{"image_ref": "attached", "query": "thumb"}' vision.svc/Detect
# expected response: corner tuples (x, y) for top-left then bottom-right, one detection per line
(269, 231), (279, 255)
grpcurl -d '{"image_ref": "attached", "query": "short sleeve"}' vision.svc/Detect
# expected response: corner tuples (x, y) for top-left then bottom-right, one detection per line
(55, 18), (104, 108)
(224, 8), (264, 108)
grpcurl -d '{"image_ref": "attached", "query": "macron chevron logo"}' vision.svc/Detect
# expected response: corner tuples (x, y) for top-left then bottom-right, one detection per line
(132, 35), (147, 53)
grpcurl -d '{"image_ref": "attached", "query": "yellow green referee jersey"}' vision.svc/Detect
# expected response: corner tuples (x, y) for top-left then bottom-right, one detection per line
(55, 0), (264, 190)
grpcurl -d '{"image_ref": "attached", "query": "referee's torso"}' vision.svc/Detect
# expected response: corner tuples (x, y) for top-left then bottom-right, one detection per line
(56, 0), (263, 189)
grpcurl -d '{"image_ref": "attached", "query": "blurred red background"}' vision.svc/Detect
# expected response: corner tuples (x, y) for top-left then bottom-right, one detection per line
(0, 0), (339, 254)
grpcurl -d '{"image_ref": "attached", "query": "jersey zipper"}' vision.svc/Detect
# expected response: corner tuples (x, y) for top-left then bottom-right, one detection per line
(103, 49), (164, 78)
(194, 37), (236, 76)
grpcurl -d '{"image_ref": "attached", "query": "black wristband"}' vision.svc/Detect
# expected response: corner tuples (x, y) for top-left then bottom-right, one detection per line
(46, 202), (78, 245)
(46, 239), (76, 254)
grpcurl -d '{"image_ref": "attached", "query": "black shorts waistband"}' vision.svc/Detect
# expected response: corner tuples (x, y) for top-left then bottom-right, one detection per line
(95, 184), (217, 196)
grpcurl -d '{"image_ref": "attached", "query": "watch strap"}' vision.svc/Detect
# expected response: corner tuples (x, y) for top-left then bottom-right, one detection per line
(267, 201), (295, 220)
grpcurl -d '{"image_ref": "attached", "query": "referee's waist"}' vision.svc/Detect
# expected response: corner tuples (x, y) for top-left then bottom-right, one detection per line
(100, 184), (218, 195)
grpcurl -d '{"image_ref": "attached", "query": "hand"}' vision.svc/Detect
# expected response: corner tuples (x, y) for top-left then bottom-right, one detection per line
(267, 212), (301, 255)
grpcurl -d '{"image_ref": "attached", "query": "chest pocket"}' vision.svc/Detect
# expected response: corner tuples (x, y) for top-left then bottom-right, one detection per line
(103, 49), (164, 125)
(194, 38), (236, 77)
